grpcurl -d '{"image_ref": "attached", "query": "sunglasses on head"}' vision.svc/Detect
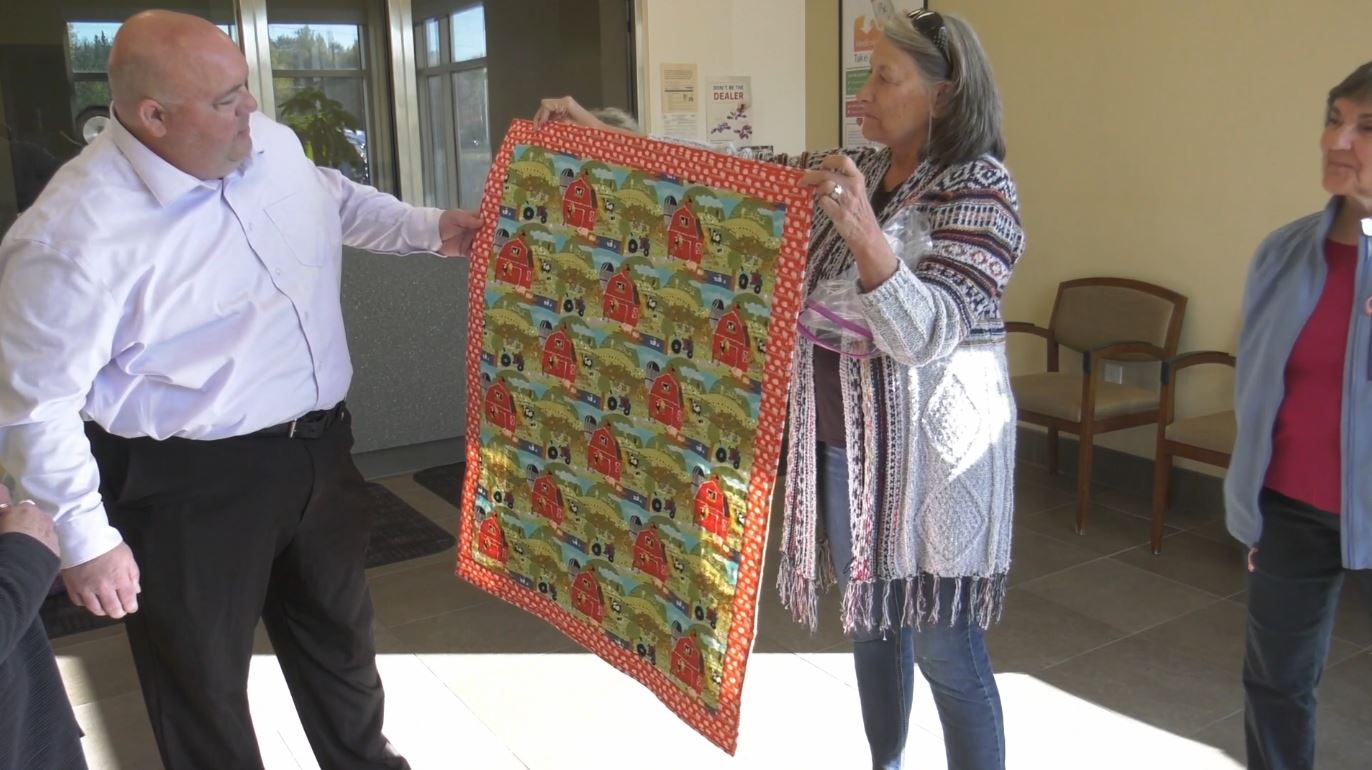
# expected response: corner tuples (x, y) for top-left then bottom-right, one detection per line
(907, 9), (951, 67)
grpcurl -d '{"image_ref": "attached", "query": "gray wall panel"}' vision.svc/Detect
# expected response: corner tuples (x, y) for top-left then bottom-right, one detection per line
(340, 246), (468, 453)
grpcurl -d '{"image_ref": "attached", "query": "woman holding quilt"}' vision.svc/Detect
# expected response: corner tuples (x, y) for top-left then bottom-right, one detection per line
(537, 10), (1023, 769)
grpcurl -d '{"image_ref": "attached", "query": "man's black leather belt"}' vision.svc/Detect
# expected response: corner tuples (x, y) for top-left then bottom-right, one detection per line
(250, 402), (347, 439)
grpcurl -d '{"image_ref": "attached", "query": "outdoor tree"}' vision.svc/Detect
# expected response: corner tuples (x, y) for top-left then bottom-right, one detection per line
(67, 28), (114, 72)
(277, 87), (366, 178)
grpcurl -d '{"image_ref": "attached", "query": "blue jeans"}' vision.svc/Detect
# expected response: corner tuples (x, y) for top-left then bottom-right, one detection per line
(1244, 489), (1372, 770)
(818, 443), (1006, 770)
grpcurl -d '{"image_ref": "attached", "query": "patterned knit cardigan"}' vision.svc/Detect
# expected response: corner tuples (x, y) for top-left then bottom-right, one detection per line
(766, 145), (1025, 633)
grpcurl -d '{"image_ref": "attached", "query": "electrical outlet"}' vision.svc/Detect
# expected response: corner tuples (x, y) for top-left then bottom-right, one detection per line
(1103, 362), (1124, 385)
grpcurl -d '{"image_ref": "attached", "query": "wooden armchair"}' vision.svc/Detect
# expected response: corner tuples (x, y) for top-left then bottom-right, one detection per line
(1149, 350), (1237, 553)
(1008, 277), (1187, 536)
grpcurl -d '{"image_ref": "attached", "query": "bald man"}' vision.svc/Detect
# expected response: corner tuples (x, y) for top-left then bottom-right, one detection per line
(0, 11), (479, 769)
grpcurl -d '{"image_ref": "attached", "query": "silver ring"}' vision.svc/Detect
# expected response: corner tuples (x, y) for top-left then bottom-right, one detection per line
(17, 499), (35, 506)
(827, 184), (844, 203)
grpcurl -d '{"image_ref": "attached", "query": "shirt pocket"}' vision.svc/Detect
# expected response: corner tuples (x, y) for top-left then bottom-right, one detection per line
(264, 190), (330, 267)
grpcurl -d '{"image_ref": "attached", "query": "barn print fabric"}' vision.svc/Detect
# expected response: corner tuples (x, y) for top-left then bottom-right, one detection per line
(457, 119), (812, 753)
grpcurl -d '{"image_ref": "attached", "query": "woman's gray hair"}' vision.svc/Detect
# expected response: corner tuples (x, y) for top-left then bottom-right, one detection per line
(590, 107), (640, 133)
(879, 12), (1005, 165)
(1329, 61), (1372, 109)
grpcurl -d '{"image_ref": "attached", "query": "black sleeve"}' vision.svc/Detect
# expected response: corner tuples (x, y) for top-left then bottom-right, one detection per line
(0, 532), (60, 660)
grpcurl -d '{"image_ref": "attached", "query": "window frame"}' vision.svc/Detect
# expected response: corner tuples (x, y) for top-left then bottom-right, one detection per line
(413, 2), (488, 210)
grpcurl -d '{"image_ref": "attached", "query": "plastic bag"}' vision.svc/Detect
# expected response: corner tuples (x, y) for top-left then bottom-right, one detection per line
(797, 205), (933, 358)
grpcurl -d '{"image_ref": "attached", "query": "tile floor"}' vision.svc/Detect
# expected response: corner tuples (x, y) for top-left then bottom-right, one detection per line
(52, 465), (1372, 769)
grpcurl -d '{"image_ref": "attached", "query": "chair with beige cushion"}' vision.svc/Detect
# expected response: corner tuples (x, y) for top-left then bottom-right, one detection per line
(1007, 277), (1187, 536)
(1150, 350), (1236, 553)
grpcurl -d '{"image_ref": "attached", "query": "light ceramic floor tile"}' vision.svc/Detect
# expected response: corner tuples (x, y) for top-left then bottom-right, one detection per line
(56, 467), (1372, 770)
(417, 648), (943, 769)
(1019, 557), (1219, 635)
(73, 690), (162, 770)
(49, 622), (126, 651)
(53, 629), (140, 706)
(997, 673), (1243, 769)
(1018, 502), (1182, 557)
(388, 597), (580, 655)
(368, 558), (492, 628)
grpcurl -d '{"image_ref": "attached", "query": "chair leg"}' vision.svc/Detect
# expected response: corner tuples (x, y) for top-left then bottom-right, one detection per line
(1047, 428), (1060, 475)
(1075, 431), (1094, 535)
(1150, 448), (1172, 554)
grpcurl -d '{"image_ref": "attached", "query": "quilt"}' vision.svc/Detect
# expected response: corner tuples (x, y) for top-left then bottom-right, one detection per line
(457, 119), (812, 752)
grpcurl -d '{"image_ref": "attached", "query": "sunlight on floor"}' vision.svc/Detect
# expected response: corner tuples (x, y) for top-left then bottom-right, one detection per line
(99, 651), (1244, 770)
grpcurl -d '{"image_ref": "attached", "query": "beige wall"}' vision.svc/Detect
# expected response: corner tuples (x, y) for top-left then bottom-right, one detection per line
(809, 0), (1369, 464)
(805, 0), (840, 150)
(638, 0), (839, 151)
(638, 0), (808, 152)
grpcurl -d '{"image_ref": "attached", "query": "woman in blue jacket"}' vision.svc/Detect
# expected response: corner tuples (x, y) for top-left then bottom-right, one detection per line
(1226, 61), (1372, 770)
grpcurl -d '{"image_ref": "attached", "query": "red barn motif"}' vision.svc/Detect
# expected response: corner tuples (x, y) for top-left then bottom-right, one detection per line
(588, 425), (623, 482)
(711, 308), (752, 371)
(484, 380), (517, 432)
(667, 202), (704, 265)
(649, 371), (684, 432)
(541, 329), (578, 383)
(633, 527), (670, 581)
(531, 474), (565, 524)
(562, 174), (598, 230)
(602, 269), (641, 328)
(477, 517), (508, 563)
(671, 635), (705, 692)
(571, 568), (604, 622)
(495, 235), (533, 290)
(694, 477), (729, 537)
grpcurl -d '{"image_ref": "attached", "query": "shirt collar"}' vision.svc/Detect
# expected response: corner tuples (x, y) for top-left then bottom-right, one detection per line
(1318, 196), (1372, 241)
(107, 107), (248, 207)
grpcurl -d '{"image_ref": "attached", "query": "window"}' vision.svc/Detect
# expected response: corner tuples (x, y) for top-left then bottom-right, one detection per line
(66, 21), (238, 144)
(0, 2), (236, 237)
(414, 3), (491, 211)
(266, 0), (392, 189)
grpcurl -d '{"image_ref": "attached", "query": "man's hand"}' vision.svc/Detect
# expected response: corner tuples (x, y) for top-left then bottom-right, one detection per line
(62, 542), (141, 619)
(438, 209), (481, 258)
(0, 487), (60, 559)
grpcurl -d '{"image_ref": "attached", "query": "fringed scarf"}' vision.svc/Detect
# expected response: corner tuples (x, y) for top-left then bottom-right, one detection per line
(775, 146), (1021, 635)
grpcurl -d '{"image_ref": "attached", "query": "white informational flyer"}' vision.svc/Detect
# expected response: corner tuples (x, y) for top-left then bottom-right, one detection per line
(661, 62), (699, 139)
(706, 76), (753, 146)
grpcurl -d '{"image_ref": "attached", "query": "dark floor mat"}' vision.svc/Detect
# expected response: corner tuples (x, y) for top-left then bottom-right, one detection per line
(413, 462), (466, 509)
(41, 482), (455, 640)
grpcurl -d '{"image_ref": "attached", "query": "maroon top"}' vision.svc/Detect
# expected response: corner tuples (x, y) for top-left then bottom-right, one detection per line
(1265, 239), (1360, 514)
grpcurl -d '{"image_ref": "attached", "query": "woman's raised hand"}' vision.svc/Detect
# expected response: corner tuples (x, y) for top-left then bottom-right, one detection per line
(534, 96), (605, 131)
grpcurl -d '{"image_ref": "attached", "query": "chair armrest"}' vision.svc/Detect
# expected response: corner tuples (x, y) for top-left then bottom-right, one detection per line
(1080, 340), (1167, 374)
(1005, 322), (1059, 372)
(1162, 350), (1236, 385)
(1005, 321), (1053, 341)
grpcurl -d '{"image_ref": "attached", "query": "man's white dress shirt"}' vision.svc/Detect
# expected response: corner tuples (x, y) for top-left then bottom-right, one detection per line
(0, 111), (444, 567)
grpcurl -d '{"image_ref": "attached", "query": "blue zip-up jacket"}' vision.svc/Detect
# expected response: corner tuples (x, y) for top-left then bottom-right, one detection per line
(1225, 199), (1372, 567)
